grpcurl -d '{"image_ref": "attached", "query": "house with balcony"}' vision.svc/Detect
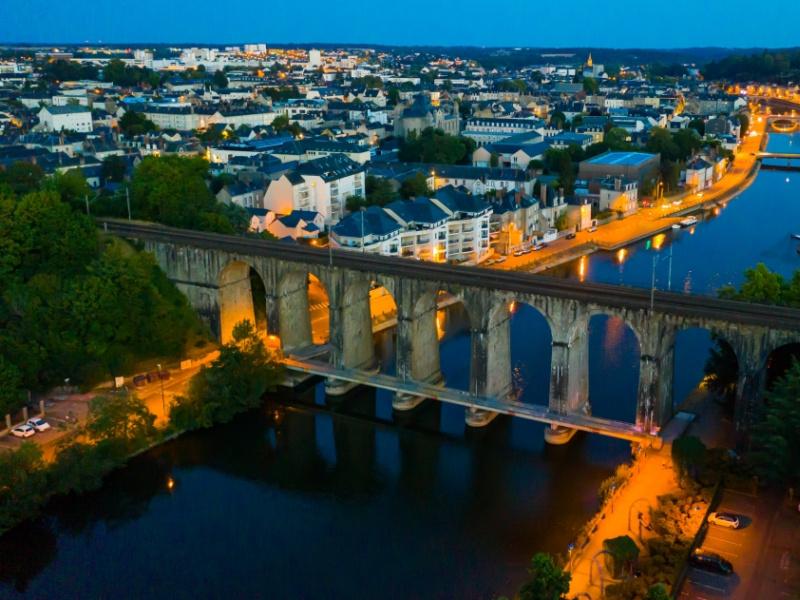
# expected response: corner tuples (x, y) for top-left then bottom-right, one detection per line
(263, 154), (365, 226)
(330, 206), (403, 255)
(430, 186), (492, 263)
(383, 197), (449, 261)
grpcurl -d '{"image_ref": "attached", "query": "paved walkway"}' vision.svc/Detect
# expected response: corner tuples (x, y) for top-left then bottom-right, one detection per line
(566, 414), (693, 599)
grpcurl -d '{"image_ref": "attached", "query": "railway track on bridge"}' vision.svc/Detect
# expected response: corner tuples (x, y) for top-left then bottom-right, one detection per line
(101, 220), (800, 331)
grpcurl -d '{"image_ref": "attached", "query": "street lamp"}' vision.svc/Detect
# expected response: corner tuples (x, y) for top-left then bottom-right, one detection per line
(360, 207), (366, 253)
(156, 363), (166, 419)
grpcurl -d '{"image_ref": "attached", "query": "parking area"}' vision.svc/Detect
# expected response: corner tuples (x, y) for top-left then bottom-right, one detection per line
(680, 488), (800, 599)
(0, 393), (93, 458)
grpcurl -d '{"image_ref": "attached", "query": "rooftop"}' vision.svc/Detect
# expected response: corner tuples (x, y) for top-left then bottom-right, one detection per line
(584, 151), (657, 167)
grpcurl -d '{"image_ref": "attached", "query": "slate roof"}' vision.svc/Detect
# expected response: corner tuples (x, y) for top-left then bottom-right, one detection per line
(332, 205), (403, 238)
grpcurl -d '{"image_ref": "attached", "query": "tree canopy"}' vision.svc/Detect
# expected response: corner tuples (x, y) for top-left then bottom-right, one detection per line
(750, 360), (800, 486)
(0, 182), (204, 415)
(398, 127), (475, 165)
(130, 155), (247, 234)
(119, 110), (157, 137)
(518, 553), (570, 600)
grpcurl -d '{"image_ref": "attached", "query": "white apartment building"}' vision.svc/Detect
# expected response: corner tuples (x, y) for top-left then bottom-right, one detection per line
(263, 154), (365, 226)
(37, 105), (93, 133)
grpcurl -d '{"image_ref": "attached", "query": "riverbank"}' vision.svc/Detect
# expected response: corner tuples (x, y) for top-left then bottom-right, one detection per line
(566, 413), (693, 598)
(492, 118), (767, 274)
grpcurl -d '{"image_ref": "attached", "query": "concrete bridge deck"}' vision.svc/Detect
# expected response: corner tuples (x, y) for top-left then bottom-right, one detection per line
(283, 356), (661, 447)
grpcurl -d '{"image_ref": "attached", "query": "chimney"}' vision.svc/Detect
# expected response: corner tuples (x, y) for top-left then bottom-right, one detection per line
(541, 183), (548, 205)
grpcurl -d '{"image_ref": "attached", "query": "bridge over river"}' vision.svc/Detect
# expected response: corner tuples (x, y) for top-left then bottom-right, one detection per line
(102, 220), (800, 447)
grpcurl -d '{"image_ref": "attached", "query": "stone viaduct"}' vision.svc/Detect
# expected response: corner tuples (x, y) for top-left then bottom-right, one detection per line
(105, 221), (800, 445)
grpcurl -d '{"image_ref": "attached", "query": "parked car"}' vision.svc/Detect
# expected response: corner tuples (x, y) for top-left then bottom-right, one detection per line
(689, 549), (734, 575)
(533, 243), (545, 251)
(146, 371), (160, 383)
(494, 256), (506, 263)
(587, 225), (598, 233)
(133, 374), (148, 387)
(158, 370), (170, 381)
(708, 512), (741, 529)
(513, 250), (525, 257)
(11, 424), (36, 438)
(26, 417), (51, 432)
(566, 232), (577, 240)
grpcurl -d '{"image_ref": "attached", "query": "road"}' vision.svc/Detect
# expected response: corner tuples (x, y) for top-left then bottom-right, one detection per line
(0, 354), (216, 461)
(680, 489), (800, 600)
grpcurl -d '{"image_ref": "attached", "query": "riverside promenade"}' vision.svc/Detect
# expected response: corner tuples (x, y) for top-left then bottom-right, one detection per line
(491, 117), (767, 274)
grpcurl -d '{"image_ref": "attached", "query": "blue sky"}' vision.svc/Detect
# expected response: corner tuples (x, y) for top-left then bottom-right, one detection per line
(2, 0), (799, 48)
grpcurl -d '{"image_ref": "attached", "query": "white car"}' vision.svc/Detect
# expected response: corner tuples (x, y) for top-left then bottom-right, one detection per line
(708, 512), (741, 529)
(11, 424), (36, 438)
(27, 417), (51, 432)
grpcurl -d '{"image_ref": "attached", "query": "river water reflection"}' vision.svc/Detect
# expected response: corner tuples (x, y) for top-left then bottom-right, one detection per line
(2, 134), (798, 599)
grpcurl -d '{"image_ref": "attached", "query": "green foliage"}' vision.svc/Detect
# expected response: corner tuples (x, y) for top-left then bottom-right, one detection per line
(365, 175), (397, 206)
(0, 162), (45, 196)
(543, 148), (576, 194)
(489, 152), (499, 168)
(646, 127), (701, 163)
(119, 110), (157, 136)
(646, 583), (670, 600)
(270, 114), (304, 137)
(737, 113), (750, 136)
(47, 439), (128, 495)
(87, 393), (157, 447)
(0, 356), (25, 415)
(582, 76), (599, 94)
(212, 70), (229, 89)
(170, 320), (282, 430)
(346, 195), (366, 212)
(44, 168), (91, 210)
(130, 155), (242, 233)
(603, 535), (640, 578)
(386, 87), (401, 105)
(604, 127), (631, 151)
(549, 110), (566, 130)
(0, 443), (47, 531)
(499, 79), (528, 94)
(398, 127), (475, 165)
(0, 190), (203, 413)
(703, 50), (800, 82)
(40, 59), (98, 82)
(518, 553), (570, 600)
(718, 263), (792, 305)
(688, 119), (706, 137)
(554, 211), (569, 231)
(400, 172), (430, 198)
(671, 436), (707, 482)
(101, 155), (127, 184)
(103, 59), (159, 87)
(750, 360), (800, 486)
(262, 86), (302, 103)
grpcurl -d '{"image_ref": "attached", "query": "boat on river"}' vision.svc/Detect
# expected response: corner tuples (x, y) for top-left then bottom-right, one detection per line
(679, 216), (699, 228)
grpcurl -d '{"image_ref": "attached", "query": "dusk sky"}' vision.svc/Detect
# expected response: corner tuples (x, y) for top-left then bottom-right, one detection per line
(2, 0), (800, 48)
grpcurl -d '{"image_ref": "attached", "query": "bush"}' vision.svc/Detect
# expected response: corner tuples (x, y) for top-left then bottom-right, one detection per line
(170, 320), (282, 430)
(0, 443), (48, 532)
(47, 439), (129, 496)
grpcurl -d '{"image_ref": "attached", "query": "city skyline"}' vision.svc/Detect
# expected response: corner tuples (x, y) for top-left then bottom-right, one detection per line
(2, 0), (800, 48)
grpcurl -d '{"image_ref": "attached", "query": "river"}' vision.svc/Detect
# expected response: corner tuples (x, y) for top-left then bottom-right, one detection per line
(1, 133), (798, 600)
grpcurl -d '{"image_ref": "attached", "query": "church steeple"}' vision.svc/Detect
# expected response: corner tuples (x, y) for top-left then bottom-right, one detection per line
(587, 52), (593, 68)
